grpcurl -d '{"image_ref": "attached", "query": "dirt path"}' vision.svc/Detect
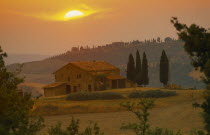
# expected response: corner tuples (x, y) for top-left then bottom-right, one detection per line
(41, 101), (203, 135)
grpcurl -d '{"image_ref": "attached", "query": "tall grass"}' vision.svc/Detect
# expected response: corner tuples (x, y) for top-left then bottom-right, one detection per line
(66, 91), (124, 101)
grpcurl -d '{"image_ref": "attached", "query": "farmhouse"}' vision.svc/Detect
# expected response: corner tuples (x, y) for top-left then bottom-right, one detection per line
(43, 61), (130, 97)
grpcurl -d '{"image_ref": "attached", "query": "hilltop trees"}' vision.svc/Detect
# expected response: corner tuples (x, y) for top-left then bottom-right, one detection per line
(0, 46), (44, 135)
(171, 17), (210, 134)
(127, 51), (149, 86)
(127, 54), (136, 82)
(160, 50), (169, 86)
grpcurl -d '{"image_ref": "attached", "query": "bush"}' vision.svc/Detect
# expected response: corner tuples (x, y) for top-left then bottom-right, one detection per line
(128, 90), (177, 98)
(164, 84), (182, 89)
(66, 92), (124, 101)
(48, 117), (104, 135)
(147, 127), (182, 135)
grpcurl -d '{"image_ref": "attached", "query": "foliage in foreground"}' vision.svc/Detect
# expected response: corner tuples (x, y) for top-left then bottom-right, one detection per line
(128, 90), (176, 99)
(66, 91), (124, 101)
(0, 46), (44, 135)
(46, 98), (207, 135)
(121, 98), (155, 135)
(171, 17), (210, 134)
(48, 117), (104, 135)
(120, 98), (205, 135)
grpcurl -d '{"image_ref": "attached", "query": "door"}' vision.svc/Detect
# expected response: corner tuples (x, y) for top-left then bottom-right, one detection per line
(66, 85), (71, 94)
(112, 80), (117, 89)
(73, 86), (77, 92)
(118, 79), (126, 88)
(88, 85), (92, 91)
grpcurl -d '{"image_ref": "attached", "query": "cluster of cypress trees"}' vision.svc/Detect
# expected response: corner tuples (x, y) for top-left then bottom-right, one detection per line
(127, 50), (149, 86)
(127, 50), (169, 87)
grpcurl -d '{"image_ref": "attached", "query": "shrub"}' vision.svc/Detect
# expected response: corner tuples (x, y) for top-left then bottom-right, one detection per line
(148, 127), (182, 135)
(128, 90), (176, 98)
(48, 117), (104, 135)
(164, 84), (182, 89)
(66, 92), (124, 101)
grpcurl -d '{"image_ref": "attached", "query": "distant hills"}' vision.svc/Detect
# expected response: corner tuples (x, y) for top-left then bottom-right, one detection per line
(7, 39), (205, 89)
(5, 54), (51, 65)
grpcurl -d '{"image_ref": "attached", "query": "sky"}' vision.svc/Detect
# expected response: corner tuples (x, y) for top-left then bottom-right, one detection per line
(0, 0), (210, 55)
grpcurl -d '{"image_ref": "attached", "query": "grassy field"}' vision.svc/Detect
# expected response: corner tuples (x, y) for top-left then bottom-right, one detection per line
(37, 87), (204, 135)
(34, 87), (203, 115)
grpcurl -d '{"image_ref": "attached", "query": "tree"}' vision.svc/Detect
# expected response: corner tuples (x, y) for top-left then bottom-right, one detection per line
(160, 50), (169, 86)
(127, 54), (136, 82)
(142, 52), (149, 86)
(164, 37), (173, 43)
(157, 37), (161, 43)
(121, 98), (154, 135)
(121, 99), (183, 135)
(171, 17), (210, 134)
(135, 50), (142, 85)
(0, 46), (44, 135)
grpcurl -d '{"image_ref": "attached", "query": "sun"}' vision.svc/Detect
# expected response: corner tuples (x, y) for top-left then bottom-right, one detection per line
(64, 10), (85, 20)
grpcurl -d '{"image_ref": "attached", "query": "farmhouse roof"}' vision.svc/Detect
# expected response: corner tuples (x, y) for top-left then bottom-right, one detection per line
(55, 61), (119, 73)
(106, 74), (125, 80)
(43, 82), (66, 89)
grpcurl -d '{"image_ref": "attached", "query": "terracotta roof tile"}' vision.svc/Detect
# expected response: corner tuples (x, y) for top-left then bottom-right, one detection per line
(70, 61), (119, 72)
(106, 75), (125, 80)
(43, 82), (66, 88)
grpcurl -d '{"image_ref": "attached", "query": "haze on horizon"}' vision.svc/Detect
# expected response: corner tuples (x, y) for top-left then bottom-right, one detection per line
(0, 0), (209, 55)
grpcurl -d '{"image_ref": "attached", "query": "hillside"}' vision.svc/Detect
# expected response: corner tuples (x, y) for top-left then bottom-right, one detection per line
(7, 40), (204, 89)
(5, 54), (51, 65)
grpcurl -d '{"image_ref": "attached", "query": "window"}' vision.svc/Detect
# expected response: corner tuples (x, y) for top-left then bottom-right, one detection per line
(73, 86), (77, 92)
(88, 85), (92, 91)
(77, 74), (82, 79)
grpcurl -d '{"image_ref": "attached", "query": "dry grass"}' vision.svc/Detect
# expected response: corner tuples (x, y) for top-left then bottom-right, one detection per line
(38, 87), (204, 135)
(33, 87), (203, 116)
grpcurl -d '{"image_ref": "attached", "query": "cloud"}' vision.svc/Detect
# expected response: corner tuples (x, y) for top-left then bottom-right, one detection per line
(0, 1), (109, 21)
(17, 4), (101, 21)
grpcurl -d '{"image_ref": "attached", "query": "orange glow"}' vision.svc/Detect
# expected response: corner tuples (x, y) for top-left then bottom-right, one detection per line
(0, 0), (209, 54)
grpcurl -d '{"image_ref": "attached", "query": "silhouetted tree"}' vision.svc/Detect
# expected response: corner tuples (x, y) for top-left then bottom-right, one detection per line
(0, 46), (44, 135)
(164, 37), (173, 43)
(171, 17), (210, 134)
(160, 50), (169, 86)
(127, 54), (136, 82)
(135, 50), (142, 85)
(157, 37), (161, 43)
(142, 52), (149, 86)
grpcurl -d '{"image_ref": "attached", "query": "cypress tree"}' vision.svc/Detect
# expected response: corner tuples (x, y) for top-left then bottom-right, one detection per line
(127, 54), (136, 82)
(160, 50), (169, 86)
(135, 50), (142, 85)
(142, 52), (149, 86)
